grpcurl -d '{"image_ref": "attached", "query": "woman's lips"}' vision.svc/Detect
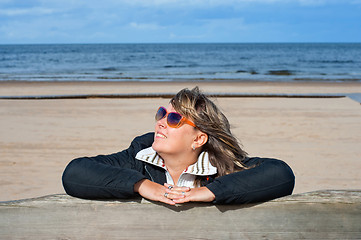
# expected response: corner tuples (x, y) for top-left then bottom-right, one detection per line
(156, 132), (167, 139)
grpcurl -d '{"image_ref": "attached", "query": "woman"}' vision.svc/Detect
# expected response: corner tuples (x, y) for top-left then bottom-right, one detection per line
(62, 87), (294, 205)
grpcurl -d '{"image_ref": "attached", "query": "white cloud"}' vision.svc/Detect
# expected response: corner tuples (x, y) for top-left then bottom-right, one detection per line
(169, 32), (206, 40)
(0, 0), (359, 43)
(297, 0), (326, 6)
(0, 7), (56, 16)
(0, 0), (354, 18)
(101, 0), (354, 7)
(129, 22), (165, 30)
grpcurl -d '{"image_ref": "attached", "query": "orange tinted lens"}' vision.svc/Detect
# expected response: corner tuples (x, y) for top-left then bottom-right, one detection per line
(155, 107), (167, 121)
(167, 112), (183, 128)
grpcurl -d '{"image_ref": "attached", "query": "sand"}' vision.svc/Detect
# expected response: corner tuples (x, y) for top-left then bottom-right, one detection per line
(1, 81), (361, 201)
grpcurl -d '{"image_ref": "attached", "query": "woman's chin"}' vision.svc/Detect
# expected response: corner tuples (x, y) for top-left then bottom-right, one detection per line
(152, 141), (170, 155)
(151, 141), (161, 152)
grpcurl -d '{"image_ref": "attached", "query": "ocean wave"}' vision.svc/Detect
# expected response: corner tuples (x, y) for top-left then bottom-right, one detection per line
(101, 67), (119, 72)
(299, 60), (356, 64)
(293, 77), (361, 82)
(267, 70), (294, 76)
(236, 70), (258, 75)
(163, 64), (199, 68)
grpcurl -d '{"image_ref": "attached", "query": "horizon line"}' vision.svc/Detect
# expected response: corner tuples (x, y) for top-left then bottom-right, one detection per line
(1, 41), (361, 45)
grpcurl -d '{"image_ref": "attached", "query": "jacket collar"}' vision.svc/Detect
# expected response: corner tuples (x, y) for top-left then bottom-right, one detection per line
(135, 147), (217, 176)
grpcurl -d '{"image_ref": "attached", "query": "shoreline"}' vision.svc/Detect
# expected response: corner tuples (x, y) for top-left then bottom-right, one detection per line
(1, 81), (361, 201)
(1, 80), (361, 96)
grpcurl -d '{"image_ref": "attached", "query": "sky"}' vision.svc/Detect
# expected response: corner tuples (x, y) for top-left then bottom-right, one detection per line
(0, 0), (360, 44)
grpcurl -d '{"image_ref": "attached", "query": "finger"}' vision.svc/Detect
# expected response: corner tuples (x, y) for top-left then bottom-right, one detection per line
(164, 192), (186, 200)
(175, 187), (191, 192)
(172, 196), (190, 204)
(168, 190), (189, 198)
(162, 192), (176, 205)
(161, 198), (176, 205)
(169, 186), (191, 192)
(164, 183), (174, 189)
(166, 189), (187, 198)
(171, 189), (191, 203)
(164, 183), (190, 192)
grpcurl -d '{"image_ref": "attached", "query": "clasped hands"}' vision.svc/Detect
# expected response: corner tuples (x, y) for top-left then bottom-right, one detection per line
(134, 179), (215, 205)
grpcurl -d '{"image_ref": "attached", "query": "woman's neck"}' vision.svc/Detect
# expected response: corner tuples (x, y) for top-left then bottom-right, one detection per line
(161, 152), (198, 185)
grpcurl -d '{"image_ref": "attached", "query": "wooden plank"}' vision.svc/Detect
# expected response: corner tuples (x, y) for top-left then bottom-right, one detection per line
(1, 190), (360, 239)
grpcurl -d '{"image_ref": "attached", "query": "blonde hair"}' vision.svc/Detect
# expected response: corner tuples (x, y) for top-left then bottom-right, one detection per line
(171, 87), (248, 178)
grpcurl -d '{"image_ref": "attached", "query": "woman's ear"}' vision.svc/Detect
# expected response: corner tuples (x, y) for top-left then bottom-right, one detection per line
(194, 131), (208, 148)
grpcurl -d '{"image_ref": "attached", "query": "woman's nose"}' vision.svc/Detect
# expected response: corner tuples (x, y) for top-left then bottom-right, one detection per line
(156, 116), (167, 128)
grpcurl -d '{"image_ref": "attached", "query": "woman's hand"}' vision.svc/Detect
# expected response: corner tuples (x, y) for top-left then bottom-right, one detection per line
(134, 179), (176, 205)
(164, 183), (215, 204)
(134, 180), (216, 205)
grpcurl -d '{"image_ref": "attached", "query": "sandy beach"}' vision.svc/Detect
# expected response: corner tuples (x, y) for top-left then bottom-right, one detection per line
(1, 81), (361, 202)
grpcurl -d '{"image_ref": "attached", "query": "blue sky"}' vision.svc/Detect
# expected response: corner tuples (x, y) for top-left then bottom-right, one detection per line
(0, 0), (360, 44)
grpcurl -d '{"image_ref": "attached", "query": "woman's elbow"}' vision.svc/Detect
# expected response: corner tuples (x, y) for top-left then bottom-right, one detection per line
(273, 159), (295, 196)
(62, 158), (86, 198)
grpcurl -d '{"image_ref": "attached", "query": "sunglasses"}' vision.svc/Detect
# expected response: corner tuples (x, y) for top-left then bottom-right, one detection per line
(155, 106), (196, 128)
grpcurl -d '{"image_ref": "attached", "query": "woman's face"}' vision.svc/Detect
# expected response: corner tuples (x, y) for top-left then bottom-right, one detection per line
(152, 104), (198, 156)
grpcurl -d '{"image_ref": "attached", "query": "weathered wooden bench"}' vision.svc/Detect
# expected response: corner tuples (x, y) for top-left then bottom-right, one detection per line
(1, 190), (360, 239)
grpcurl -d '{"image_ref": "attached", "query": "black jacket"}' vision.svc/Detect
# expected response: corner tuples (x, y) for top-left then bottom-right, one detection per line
(62, 132), (295, 204)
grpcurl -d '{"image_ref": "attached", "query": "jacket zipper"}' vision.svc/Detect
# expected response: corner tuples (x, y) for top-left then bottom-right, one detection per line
(144, 165), (154, 182)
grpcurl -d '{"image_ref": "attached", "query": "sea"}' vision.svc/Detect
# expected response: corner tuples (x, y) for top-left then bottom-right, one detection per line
(0, 43), (360, 82)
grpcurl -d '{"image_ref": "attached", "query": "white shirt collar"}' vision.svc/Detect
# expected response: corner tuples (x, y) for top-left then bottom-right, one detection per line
(135, 147), (217, 176)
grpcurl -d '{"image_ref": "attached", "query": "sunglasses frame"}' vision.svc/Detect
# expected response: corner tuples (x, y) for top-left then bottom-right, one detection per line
(155, 106), (196, 128)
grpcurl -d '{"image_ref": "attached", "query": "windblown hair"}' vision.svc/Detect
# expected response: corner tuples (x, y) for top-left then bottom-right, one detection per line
(171, 87), (248, 178)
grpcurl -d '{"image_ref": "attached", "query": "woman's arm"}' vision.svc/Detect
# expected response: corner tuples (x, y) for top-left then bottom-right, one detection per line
(205, 157), (295, 204)
(62, 132), (154, 199)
